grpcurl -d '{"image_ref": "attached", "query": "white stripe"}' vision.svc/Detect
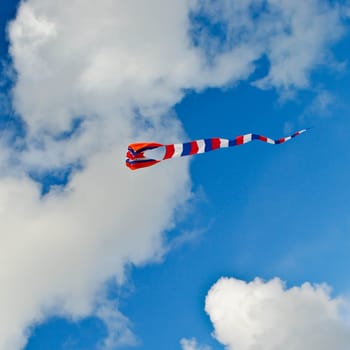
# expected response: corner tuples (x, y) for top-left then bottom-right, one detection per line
(197, 140), (205, 153)
(172, 143), (183, 158)
(243, 134), (252, 144)
(220, 138), (229, 148)
(284, 136), (292, 142)
(266, 138), (275, 144)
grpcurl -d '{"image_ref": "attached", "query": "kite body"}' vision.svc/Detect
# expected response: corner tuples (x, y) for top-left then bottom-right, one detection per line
(126, 129), (308, 170)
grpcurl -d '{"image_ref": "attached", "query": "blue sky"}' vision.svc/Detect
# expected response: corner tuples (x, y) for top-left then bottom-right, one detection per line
(1, 1), (350, 350)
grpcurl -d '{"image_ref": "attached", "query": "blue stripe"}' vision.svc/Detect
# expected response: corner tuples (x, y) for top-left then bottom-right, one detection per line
(128, 145), (162, 155)
(204, 139), (212, 152)
(252, 134), (259, 140)
(181, 142), (192, 156)
(128, 147), (138, 155)
(126, 158), (157, 164)
(228, 139), (237, 147)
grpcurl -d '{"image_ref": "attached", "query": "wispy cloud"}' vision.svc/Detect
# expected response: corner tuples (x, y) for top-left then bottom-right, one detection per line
(96, 301), (137, 350)
(304, 90), (337, 119)
(195, 0), (347, 93)
(180, 338), (211, 350)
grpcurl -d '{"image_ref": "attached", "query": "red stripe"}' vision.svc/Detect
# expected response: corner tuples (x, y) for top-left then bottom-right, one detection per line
(211, 138), (221, 150)
(126, 151), (145, 159)
(128, 142), (163, 153)
(164, 144), (175, 159)
(258, 135), (267, 142)
(236, 135), (244, 145)
(190, 141), (199, 155)
(126, 160), (160, 170)
(126, 151), (135, 160)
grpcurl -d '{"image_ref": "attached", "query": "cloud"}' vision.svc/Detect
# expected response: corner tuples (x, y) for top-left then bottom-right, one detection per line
(180, 338), (211, 350)
(0, 0), (348, 349)
(195, 0), (346, 92)
(205, 277), (350, 350)
(96, 301), (137, 350)
(304, 90), (336, 118)
(2, 1), (200, 347)
(9, 0), (346, 140)
(0, 155), (191, 349)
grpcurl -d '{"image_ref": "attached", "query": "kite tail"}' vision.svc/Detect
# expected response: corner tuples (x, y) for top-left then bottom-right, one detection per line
(162, 129), (308, 159)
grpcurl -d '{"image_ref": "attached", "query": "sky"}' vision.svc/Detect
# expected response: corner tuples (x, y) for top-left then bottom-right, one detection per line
(0, 0), (350, 350)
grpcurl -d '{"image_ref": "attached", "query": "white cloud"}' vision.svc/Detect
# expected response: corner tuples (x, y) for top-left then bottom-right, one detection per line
(195, 0), (345, 92)
(9, 0), (197, 135)
(9, 0), (346, 141)
(0, 0), (348, 349)
(180, 338), (211, 350)
(305, 90), (336, 118)
(0, 154), (191, 350)
(96, 301), (137, 350)
(205, 277), (350, 350)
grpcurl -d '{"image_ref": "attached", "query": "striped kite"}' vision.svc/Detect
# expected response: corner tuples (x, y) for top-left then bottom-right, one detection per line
(126, 129), (308, 170)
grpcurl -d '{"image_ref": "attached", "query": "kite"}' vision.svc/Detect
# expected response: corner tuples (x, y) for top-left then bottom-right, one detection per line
(126, 129), (308, 170)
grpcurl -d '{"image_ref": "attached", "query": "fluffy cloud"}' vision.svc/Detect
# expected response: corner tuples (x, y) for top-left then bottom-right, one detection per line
(0, 151), (191, 350)
(205, 277), (350, 350)
(9, 0), (346, 142)
(0, 0), (348, 349)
